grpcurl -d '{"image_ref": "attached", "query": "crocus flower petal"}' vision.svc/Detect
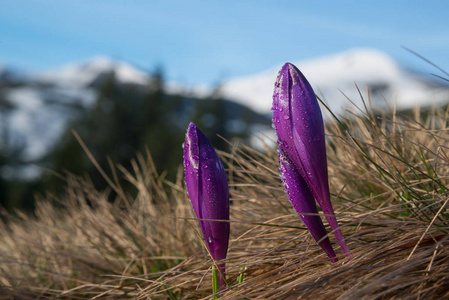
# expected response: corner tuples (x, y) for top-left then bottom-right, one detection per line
(273, 63), (350, 257)
(279, 147), (337, 261)
(184, 122), (230, 286)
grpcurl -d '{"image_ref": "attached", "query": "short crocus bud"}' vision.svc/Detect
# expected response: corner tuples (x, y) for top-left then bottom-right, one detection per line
(279, 147), (337, 262)
(272, 62), (350, 257)
(183, 122), (230, 287)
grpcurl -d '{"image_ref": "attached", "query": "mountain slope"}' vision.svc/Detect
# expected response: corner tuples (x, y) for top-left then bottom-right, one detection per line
(219, 48), (449, 114)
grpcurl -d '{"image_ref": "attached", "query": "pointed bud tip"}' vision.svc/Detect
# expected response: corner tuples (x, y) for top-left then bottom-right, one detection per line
(281, 62), (294, 70)
(187, 122), (197, 133)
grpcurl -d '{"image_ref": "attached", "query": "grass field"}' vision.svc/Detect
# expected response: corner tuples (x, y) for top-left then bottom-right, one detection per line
(1, 94), (449, 299)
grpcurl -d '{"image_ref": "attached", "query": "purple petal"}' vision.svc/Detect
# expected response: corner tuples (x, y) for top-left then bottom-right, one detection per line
(273, 63), (350, 256)
(184, 122), (230, 285)
(279, 147), (337, 262)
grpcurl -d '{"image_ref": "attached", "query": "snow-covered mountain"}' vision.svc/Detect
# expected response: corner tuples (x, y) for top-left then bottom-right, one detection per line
(219, 48), (449, 115)
(34, 56), (151, 88)
(1, 48), (449, 178)
(1, 57), (154, 178)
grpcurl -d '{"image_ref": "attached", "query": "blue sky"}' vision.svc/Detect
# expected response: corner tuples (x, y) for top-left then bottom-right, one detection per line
(1, 0), (449, 85)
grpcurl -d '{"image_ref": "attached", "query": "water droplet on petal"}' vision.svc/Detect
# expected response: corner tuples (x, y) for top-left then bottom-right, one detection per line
(208, 237), (212, 243)
(193, 155), (199, 160)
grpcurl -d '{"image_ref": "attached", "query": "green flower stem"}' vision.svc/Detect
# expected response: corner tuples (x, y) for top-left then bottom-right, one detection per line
(212, 265), (219, 299)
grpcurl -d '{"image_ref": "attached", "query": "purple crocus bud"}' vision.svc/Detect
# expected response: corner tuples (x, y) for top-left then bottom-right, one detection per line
(272, 62), (350, 257)
(183, 122), (230, 287)
(279, 146), (337, 262)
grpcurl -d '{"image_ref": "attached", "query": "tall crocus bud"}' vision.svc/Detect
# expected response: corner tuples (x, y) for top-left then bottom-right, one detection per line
(272, 62), (350, 258)
(183, 122), (230, 287)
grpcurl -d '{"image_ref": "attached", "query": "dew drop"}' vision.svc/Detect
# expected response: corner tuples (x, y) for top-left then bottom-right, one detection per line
(193, 155), (199, 160)
(208, 237), (212, 243)
(182, 143), (185, 149)
(185, 160), (190, 167)
(284, 115), (290, 120)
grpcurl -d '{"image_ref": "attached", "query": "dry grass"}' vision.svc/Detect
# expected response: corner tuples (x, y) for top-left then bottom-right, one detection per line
(1, 97), (449, 299)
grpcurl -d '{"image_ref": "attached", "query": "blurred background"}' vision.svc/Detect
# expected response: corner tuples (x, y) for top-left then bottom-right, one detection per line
(1, 0), (449, 210)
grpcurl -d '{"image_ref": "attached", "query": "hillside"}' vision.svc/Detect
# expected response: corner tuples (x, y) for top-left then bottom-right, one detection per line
(1, 97), (449, 299)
